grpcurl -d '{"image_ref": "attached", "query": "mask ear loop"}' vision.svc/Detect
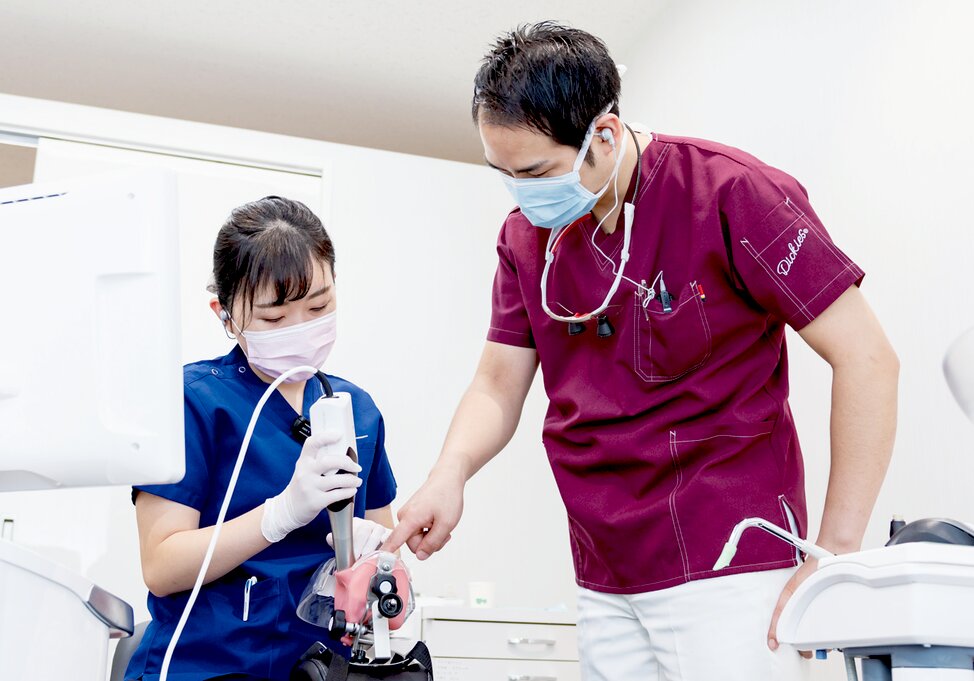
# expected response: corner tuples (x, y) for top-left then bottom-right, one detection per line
(540, 122), (635, 324)
(571, 123), (599, 175)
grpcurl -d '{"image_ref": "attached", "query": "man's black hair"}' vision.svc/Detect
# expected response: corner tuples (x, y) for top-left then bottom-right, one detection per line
(472, 21), (622, 154)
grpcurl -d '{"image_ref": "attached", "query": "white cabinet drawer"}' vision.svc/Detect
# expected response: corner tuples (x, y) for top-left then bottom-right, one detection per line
(424, 619), (578, 661)
(432, 657), (580, 681)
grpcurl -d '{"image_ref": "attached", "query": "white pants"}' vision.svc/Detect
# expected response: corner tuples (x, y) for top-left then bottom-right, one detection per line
(577, 568), (811, 681)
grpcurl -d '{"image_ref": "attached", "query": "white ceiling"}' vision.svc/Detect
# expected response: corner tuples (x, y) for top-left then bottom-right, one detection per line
(0, 1), (667, 164)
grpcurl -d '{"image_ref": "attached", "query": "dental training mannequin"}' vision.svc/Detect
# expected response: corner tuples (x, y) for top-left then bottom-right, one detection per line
(126, 196), (398, 681)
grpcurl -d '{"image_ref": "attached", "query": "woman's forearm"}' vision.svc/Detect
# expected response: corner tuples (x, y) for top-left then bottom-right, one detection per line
(142, 504), (270, 597)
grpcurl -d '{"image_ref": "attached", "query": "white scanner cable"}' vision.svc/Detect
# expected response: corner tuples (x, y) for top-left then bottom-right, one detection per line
(159, 364), (318, 681)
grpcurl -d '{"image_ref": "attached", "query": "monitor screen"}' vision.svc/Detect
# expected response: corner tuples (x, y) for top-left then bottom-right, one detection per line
(0, 169), (184, 490)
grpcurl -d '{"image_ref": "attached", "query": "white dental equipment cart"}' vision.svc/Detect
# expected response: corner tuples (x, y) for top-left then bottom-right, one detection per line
(778, 540), (974, 680)
(0, 539), (134, 681)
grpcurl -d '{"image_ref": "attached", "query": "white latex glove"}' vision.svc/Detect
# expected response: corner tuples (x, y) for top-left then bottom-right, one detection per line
(261, 431), (362, 543)
(326, 518), (393, 561)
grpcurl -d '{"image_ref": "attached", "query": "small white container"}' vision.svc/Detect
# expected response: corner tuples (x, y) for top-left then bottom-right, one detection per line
(468, 581), (496, 608)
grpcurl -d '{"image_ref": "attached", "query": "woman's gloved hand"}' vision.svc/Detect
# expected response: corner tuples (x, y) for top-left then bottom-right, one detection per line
(326, 518), (393, 561)
(261, 431), (362, 543)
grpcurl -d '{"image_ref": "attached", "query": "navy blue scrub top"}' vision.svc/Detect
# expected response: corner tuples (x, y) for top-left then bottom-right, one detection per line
(126, 345), (398, 681)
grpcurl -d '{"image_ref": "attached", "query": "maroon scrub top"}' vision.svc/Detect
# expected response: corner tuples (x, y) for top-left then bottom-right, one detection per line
(488, 134), (864, 594)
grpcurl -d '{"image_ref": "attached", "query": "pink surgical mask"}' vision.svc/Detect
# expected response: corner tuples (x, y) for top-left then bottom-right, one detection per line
(239, 311), (337, 383)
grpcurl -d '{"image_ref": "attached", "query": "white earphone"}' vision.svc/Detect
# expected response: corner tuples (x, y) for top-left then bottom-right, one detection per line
(218, 309), (237, 340)
(600, 128), (616, 148)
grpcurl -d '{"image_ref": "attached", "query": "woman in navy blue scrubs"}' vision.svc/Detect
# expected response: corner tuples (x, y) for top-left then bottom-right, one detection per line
(126, 196), (398, 680)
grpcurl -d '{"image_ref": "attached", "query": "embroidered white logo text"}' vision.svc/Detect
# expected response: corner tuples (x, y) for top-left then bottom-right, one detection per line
(777, 228), (810, 276)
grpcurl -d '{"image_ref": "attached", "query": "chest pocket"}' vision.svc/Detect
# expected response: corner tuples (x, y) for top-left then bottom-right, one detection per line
(633, 281), (712, 382)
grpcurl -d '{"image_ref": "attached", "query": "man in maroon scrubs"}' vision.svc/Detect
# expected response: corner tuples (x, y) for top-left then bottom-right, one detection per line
(385, 22), (899, 679)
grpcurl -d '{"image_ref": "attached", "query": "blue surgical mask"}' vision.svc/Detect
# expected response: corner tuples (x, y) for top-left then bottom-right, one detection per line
(500, 116), (626, 229)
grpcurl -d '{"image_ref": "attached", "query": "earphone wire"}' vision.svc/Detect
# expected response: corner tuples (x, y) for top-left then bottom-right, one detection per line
(539, 120), (642, 324)
(590, 125), (649, 296)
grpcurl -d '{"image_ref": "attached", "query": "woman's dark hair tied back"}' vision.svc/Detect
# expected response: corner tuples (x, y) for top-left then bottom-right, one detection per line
(211, 195), (335, 324)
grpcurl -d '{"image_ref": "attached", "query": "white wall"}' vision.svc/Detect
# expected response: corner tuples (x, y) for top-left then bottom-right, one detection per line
(621, 0), (974, 676)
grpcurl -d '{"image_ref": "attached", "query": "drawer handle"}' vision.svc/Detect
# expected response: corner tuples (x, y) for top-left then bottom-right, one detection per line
(508, 676), (557, 681)
(507, 637), (557, 647)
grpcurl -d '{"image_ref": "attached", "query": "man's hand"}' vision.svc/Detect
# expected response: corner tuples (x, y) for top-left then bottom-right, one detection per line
(768, 558), (818, 656)
(381, 466), (465, 560)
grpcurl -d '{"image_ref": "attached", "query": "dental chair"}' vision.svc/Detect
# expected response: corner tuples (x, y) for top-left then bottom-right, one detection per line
(110, 621), (149, 681)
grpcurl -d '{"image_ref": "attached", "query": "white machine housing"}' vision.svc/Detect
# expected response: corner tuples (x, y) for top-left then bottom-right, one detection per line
(0, 539), (133, 681)
(0, 170), (184, 681)
(0, 170), (184, 491)
(777, 542), (974, 651)
(945, 327), (974, 423)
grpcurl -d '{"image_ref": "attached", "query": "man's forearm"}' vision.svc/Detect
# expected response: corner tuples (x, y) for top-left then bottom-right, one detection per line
(815, 356), (899, 553)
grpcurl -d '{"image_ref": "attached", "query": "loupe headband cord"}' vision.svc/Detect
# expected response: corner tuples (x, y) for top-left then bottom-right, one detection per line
(587, 124), (647, 291)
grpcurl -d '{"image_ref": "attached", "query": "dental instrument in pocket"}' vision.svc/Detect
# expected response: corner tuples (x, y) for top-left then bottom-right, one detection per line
(713, 517), (833, 571)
